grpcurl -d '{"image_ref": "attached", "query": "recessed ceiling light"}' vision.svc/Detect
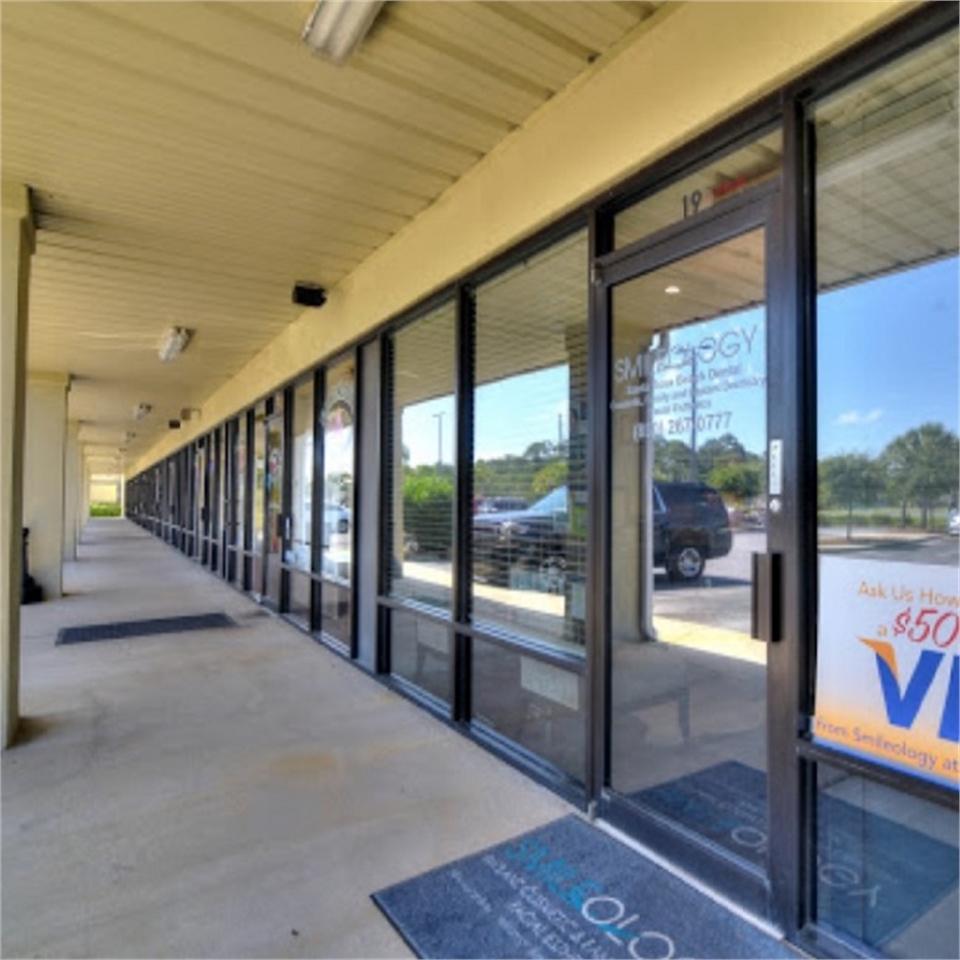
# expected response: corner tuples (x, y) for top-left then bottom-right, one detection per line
(665, 285), (681, 295)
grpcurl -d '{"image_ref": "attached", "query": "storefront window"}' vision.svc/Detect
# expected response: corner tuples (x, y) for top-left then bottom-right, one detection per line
(251, 403), (266, 597)
(614, 130), (781, 249)
(814, 763), (958, 957)
(813, 28), (958, 956)
(166, 458), (177, 544)
(389, 610), (452, 706)
(472, 229), (589, 656)
(321, 357), (356, 647)
(472, 638), (585, 780)
(288, 379), (314, 625)
(469, 228), (589, 781)
(387, 302), (456, 612)
(385, 302), (456, 701)
(233, 416), (247, 584)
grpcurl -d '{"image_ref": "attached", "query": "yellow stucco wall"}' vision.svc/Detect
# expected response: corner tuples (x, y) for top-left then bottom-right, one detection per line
(132, 0), (913, 475)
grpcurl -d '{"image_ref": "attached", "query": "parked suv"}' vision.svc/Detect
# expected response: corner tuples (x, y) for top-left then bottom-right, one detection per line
(653, 482), (732, 581)
(472, 482), (731, 587)
(472, 485), (569, 587)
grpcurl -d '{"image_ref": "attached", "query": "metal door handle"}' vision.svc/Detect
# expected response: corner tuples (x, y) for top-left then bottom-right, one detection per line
(751, 552), (782, 643)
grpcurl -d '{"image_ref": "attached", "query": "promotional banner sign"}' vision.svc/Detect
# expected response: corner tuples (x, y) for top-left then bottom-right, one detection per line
(814, 556), (959, 789)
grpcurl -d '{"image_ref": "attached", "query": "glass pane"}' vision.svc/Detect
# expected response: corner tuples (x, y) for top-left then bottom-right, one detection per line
(234, 417), (246, 551)
(320, 582), (351, 649)
(812, 30), (960, 791)
(615, 130), (781, 249)
(264, 416), (283, 606)
(194, 443), (206, 560)
(608, 230), (768, 863)
(321, 357), (355, 646)
(472, 638), (585, 781)
(250, 404), (266, 597)
(167, 459), (177, 543)
(471, 229), (589, 654)
(815, 763), (958, 958)
(289, 570), (311, 627)
(388, 302), (456, 611)
(390, 609), (452, 705)
(289, 379), (314, 573)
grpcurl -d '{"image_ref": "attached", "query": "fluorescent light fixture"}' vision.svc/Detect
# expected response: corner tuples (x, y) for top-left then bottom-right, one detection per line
(665, 285), (681, 295)
(133, 402), (153, 420)
(302, 0), (385, 65)
(158, 327), (191, 363)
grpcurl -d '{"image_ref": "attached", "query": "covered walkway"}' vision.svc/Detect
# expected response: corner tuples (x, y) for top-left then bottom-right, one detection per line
(2, 519), (571, 958)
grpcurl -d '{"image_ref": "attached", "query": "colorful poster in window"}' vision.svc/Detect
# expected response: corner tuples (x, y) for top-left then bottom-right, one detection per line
(814, 556), (959, 789)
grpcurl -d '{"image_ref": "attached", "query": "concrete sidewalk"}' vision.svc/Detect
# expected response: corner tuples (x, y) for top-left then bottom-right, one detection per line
(2, 519), (572, 959)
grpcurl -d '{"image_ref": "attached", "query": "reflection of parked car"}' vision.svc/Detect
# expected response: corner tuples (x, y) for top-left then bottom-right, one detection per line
(473, 486), (569, 587)
(654, 482), (732, 581)
(403, 531), (419, 557)
(324, 503), (350, 539)
(475, 496), (529, 514)
(948, 508), (959, 536)
(472, 482), (732, 587)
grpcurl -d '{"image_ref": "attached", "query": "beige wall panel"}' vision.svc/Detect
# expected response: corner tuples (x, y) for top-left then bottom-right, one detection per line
(23, 374), (70, 600)
(1, 181), (34, 748)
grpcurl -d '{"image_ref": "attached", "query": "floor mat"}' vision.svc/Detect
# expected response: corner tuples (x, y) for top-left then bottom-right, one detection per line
(372, 814), (798, 959)
(633, 760), (958, 946)
(56, 612), (235, 645)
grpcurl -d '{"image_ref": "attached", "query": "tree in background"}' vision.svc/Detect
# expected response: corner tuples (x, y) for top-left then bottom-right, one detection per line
(708, 460), (762, 502)
(698, 433), (747, 478)
(403, 464), (454, 555)
(881, 422), (960, 529)
(532, 460), (568, 497)
(653, 437), (694, 482)
(820, 453), (885, 540)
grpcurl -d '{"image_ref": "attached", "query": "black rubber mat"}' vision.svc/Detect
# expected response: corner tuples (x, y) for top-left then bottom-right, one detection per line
(56, 612), (235, 645)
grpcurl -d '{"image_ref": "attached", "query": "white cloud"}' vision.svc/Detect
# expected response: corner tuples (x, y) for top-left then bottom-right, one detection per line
(836, 408), (883, 426)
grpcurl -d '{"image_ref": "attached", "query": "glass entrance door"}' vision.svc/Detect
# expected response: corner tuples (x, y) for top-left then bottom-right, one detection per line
(601, 197), (779, 916)
(263, 413), (285, 610)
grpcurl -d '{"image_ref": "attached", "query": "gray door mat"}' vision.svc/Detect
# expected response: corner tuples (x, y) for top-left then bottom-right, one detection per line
(56, 613), (235, 645)
(372, 814), (800, 959)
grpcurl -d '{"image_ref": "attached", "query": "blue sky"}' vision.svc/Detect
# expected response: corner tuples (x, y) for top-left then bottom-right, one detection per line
(402, 368), (569, 467)
(817, 257), (958, 458)
(400, 256), (958, 467)
(649, 307), (767, 456)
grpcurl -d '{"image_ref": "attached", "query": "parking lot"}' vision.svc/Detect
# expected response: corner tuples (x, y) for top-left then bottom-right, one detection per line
(401, 528), (958, 643)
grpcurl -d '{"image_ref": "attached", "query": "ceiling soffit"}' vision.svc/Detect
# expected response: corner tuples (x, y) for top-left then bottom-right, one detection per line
(2, 0), (659, 469)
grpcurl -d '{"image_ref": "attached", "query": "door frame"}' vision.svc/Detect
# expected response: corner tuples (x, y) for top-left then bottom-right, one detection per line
(587, 180), (805, 931)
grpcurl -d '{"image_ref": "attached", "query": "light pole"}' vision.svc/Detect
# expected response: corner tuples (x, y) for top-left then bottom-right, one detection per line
(433, 411), (444, 465)
(689, 348), (698, 483)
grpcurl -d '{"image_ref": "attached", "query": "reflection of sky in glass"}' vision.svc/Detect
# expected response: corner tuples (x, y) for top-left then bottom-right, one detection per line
(818, 257), (959, 458)
(651, 307), (767, 457)
(403, 397), (455, 467)
(325, 419), (354, 475)
(397, 257), (958, 469)
(403, 367), (569, 467)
